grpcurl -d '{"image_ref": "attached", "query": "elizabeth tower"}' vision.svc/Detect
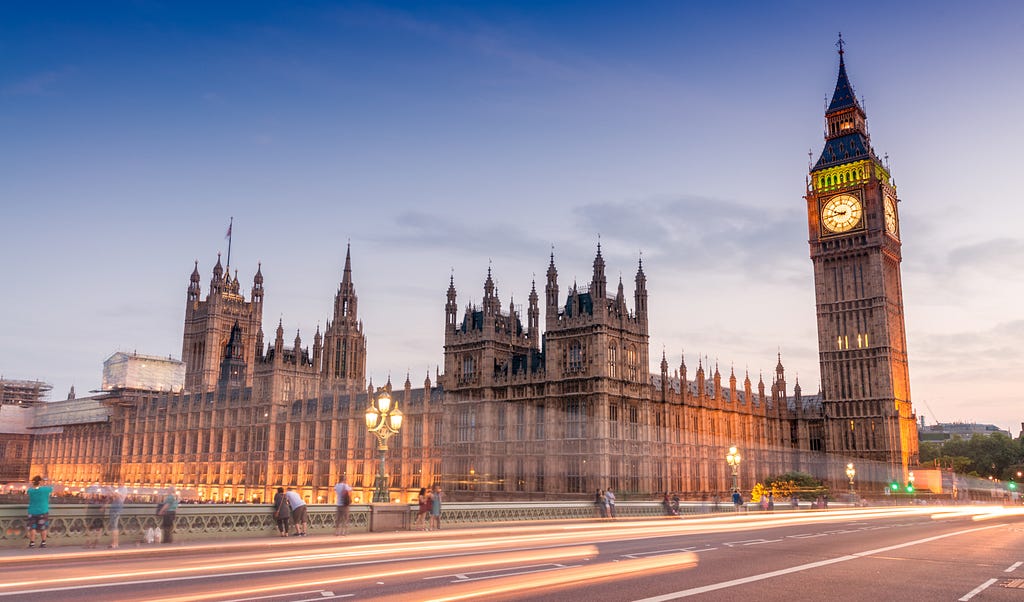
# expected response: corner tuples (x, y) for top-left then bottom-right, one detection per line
(806, 41), (918, 484)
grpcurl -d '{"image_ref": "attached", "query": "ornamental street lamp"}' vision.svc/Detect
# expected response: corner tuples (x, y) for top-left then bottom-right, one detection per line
(845, 463), (856, 495)
(726, 446), (742, 493)
(364, 387), (403, 503)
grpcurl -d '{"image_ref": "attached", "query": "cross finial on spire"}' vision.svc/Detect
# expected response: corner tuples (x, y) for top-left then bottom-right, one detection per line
(836, 32), (845, 56)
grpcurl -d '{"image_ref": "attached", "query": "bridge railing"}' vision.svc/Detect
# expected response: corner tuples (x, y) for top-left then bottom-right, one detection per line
(0, 500), (741, 547)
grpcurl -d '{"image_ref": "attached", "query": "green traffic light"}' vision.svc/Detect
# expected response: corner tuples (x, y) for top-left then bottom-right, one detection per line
(1009, 482), (1017, 491)
(905, 484), (914, 493)
(890, 482), (899, 491)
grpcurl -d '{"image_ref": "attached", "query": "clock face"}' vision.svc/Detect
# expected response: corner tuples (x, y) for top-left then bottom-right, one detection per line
(821, 194), (863, 233)
(884, 196), (899, 236)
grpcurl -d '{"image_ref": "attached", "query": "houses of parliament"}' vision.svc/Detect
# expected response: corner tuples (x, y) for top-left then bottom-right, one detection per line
(7, 46), (919, 503)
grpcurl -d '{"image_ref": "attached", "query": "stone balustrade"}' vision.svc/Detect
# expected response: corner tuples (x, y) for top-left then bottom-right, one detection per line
(0, 500), (735, 547)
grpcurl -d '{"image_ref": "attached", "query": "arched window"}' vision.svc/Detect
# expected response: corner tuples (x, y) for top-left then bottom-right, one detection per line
(607, 344), (617, 378)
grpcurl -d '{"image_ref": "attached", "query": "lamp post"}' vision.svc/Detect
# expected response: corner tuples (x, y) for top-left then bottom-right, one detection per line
(726, 446), (742, 493)
(845, 462), (856, 497)
(364, 387), (404, 503)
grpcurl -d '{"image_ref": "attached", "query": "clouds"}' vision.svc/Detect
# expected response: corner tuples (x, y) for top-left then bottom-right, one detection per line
(572, 195), (807, 283)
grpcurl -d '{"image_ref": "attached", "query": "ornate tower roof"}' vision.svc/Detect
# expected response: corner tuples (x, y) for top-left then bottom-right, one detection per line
(814, 37), (878, 171)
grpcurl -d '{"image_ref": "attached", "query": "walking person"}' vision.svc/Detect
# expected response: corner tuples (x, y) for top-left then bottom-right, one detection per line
(414, 487), (430, 531)
(26, 475), (53, 549)
(605, 489), (617, 519)
(429, 485), (443, 531)
(732, 489), (743, 512)
(334, 476), (353, 536)
(594, 489), (606, 518)
(272, 487), (291, 537)
(108, 483), (126, 548)
(84, 491), (106, 549)
(285, 488), (307, 536)
(157, 488), (179, 544)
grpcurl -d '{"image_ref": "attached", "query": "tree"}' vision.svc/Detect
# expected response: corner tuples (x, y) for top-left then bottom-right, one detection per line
(763, 471), (827, 501)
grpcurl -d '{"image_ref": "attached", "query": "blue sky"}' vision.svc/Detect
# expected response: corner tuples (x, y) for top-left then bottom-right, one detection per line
(2, 1), (1022, 433)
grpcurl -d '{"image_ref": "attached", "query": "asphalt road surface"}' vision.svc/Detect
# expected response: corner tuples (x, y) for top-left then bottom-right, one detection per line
(1, 505), (1022, 601)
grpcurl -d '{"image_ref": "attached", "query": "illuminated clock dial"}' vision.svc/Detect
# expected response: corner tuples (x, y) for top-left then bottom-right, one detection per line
(821, 194), (863, 233)
(884, 196), (899, 236)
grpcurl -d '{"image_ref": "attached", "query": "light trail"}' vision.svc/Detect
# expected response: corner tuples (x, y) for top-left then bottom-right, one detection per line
(142, 545), (599, 602)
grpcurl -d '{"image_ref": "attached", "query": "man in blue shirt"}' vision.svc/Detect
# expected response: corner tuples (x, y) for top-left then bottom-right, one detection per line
(26, 475), (53, 548)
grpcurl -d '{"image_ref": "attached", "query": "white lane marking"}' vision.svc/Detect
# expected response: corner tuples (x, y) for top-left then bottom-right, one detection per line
(1005, 561), (1022, 572)
(959, 578), (998, 601)
(722, 538), (782, 547)
(786, 532), (826, 539)
(623, 547), (715, 558)
(220, 590), (326, 601)
(294, 596), (353, 602)
(447, 564), (578, 583)
(423, 564), (565, 581)
(634, 523), (1005, 601)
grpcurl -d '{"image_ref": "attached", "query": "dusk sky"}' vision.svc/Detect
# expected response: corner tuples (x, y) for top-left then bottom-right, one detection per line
(2, 2), (1022, 433)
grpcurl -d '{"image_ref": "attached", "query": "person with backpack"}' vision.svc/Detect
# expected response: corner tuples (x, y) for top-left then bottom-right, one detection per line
(334, 476), (353, 536)
(272, 487), (291, 537)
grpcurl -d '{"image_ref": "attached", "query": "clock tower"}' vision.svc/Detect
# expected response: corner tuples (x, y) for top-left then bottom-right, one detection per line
(806, 39), (918, 485)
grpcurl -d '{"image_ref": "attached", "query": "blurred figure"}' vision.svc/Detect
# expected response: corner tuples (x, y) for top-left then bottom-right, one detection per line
(157, 488), (179, 544)
(415, 487), (430, 531)
(108, 483), (126, 548)
(334, 476), (353, 536)
(429, 485), (443, 531)
(605, 489), (617, 519)
(84, 491), (106, 548)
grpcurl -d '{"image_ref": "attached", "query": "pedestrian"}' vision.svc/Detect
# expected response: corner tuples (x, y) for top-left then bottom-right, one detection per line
(285, 488), (307, 536)
(594, 489), (606, 518)
(767, 492), (775, 512)
(759, 494), (769, 511)
(732, 490), (743, 512)
(415, 487), (430, 530)
(791, 494), (800, 509)
(671, 492), (681, 515)
(84, 491), (106, 548)
(26, 475), (53, 549)
(700, 493), (709, 514)
(157, 488), (179, 544)
(429, 484), (443, 530)
(605, 489), (617, 518)
(662, 492), (676, 516)
(108, 483), (126, 548)
(334, 476), (353, 536)
(272, 487), (291, 537)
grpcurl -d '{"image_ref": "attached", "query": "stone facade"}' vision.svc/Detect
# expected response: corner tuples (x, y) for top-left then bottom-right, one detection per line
(805, 44), (919, 486)
(15, 46), (917, 501)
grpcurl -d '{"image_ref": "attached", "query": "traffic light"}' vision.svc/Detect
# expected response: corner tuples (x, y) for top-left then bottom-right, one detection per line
(890, 481), (900, 492)
(905, 482), (914, 493)
(1009, 481), (1017, 491)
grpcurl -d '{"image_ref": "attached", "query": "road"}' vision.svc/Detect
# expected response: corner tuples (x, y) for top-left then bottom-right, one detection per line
(1, 506), (1022, 601)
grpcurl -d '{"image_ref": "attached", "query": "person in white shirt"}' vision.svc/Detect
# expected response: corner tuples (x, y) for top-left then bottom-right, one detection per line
(284, 488), (307, 536)
(334, 476), (353, 536)
(605, 489), (617, 519)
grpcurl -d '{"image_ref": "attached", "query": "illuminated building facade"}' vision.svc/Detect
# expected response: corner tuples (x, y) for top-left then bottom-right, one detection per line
(804, 41), (919, 485)
(18, 46), (916, 500)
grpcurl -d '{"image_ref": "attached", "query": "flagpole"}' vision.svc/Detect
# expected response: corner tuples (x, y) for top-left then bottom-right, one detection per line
(226, 216), (233, 269)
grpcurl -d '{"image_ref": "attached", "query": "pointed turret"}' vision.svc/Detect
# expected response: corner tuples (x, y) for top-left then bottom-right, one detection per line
(634, 255), (648, 323)
(274, 319), (284, 358)
(188, 260), (202, 303)
(591, 241), (607, 301)
(312, 325), (322, 371)
(445, 275), (458, 331)
(527, 279), (540, 349)
(251, 262), (264, 305)
(814, 36), (876, 170)
(545, 250), (559, 328)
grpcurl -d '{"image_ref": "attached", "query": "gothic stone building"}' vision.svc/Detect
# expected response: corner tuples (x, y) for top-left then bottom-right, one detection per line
(21, 45), (917, 502)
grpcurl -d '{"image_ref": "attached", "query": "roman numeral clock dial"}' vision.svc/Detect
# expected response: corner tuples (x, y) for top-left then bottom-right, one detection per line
(821, 193), (862, 233)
